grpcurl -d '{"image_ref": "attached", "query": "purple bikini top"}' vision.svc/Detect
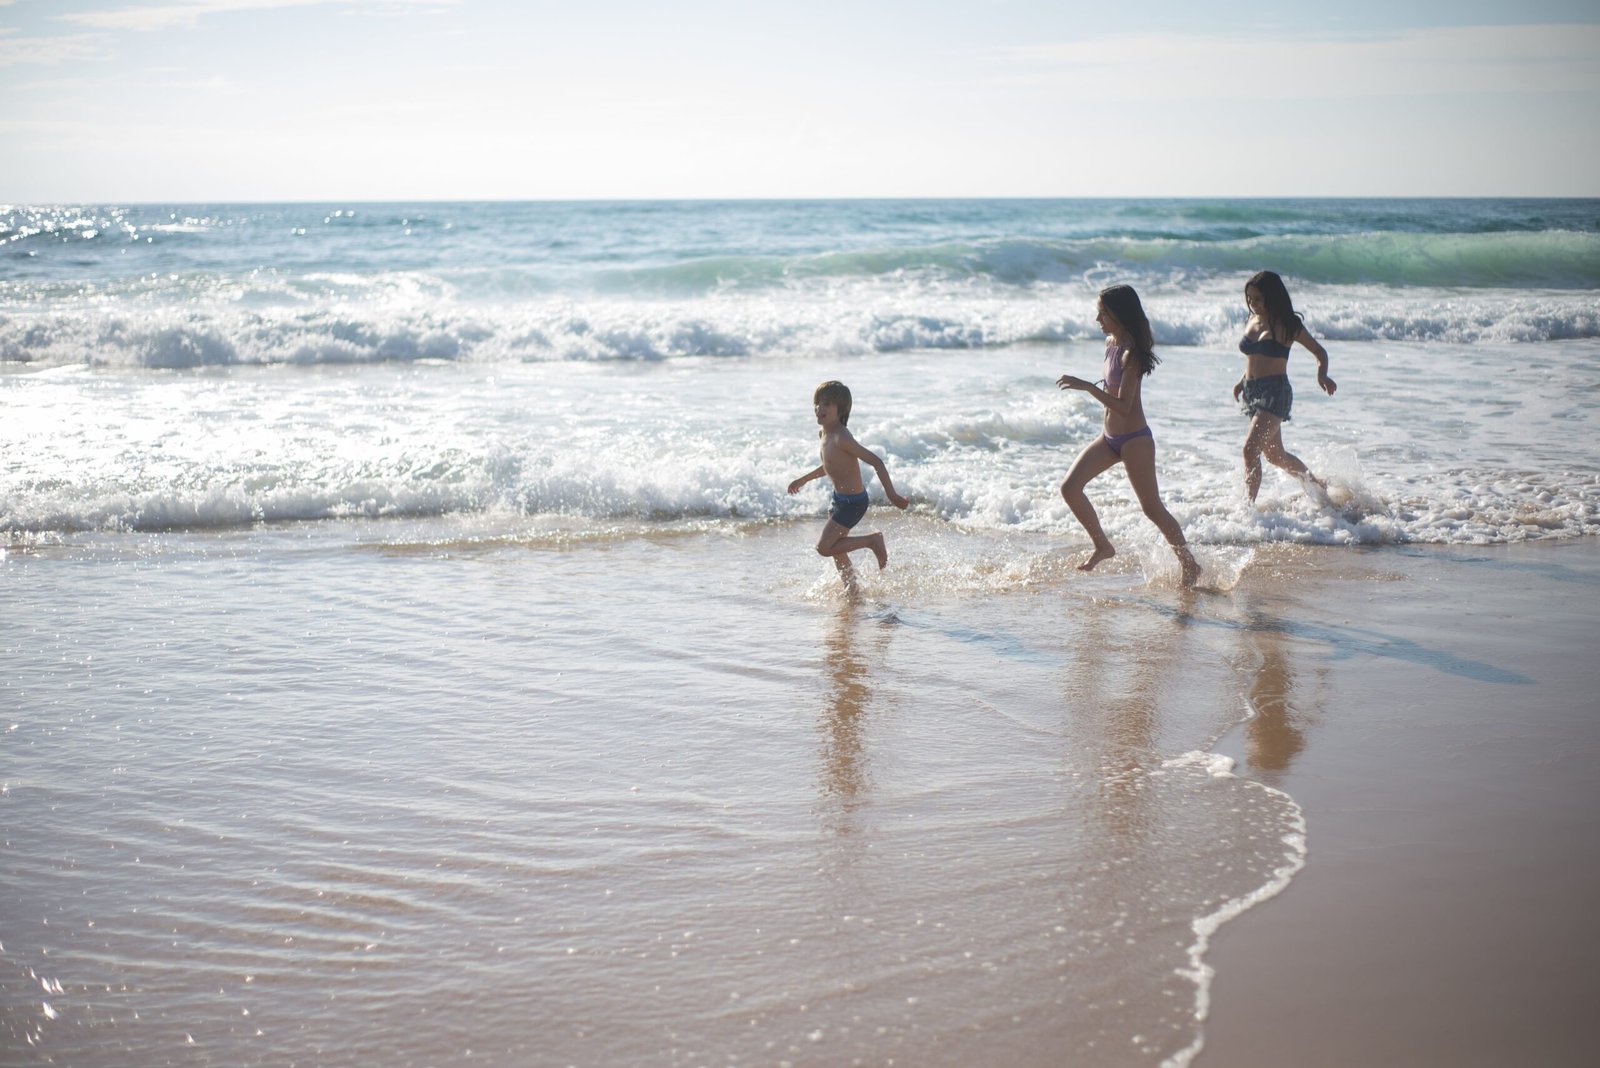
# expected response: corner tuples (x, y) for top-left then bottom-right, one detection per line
(1103, 338), (1125, 393)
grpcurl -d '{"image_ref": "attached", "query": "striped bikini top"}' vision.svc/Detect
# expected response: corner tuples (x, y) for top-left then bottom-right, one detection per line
(1239, 333), (1291, 359)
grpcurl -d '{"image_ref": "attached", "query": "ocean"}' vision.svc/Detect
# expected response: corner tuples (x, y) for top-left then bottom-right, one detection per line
(3, 198), (1598, 1066)
(4, 198), (1598, 545)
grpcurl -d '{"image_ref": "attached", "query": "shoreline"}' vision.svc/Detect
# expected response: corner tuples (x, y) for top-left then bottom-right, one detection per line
(1196, 537), (1600, 1067)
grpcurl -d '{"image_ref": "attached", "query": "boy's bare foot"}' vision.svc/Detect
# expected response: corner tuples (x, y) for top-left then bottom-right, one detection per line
(869, 532), (888, 570)
(1078, 544), (1115, 572)
(1177, 548), (1201, 588)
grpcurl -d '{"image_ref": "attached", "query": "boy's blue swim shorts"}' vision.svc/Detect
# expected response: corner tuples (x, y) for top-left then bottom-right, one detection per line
(829, 490), (870, 530)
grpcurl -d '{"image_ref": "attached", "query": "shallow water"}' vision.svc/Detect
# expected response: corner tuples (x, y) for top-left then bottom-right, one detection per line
(2, 522), (1317, 1067)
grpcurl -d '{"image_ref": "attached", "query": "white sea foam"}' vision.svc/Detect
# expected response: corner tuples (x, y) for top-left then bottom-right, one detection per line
(5, 336), (1595, 547)
(1161, 751), (1237, 777)
(1163, 774), (1308, 1068)
(4, 287), (1598, 369)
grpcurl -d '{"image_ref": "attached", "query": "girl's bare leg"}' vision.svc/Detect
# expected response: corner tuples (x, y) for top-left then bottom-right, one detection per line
(1242, 417), (1267, 502)
(1120, 436), (1201, 587)
(1060, 438), (1121, 571)
(1248, 412), (1324, 498)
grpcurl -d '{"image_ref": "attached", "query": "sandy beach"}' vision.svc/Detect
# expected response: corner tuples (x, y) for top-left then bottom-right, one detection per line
(4, 514), (1596, 1065)
(1200, 537), (1600, 1067)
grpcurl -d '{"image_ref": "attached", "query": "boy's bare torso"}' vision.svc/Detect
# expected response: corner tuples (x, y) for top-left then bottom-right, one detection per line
(819, 427), (866, 494)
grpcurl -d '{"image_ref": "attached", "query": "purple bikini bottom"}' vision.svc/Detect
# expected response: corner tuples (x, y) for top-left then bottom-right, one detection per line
(1101, 425), (1153, 457)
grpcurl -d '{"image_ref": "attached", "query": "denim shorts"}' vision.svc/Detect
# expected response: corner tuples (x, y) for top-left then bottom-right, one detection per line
(1241, 374), (1293, 421)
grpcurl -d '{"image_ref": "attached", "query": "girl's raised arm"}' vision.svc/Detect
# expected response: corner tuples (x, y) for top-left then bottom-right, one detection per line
(1295, 325), (1336, 396)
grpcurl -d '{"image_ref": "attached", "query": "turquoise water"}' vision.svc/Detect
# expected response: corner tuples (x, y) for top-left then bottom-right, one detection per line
(8, 199), (1599, 290)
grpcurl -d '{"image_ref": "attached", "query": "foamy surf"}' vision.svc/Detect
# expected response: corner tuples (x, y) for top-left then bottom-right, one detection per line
(5, 286), (1600, 369)
(5, 334), (1597, 548)
(1162, 775), (1308, 1068)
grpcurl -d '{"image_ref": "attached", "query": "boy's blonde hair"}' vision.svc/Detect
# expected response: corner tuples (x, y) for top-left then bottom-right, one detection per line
(813, 380), (852, 426)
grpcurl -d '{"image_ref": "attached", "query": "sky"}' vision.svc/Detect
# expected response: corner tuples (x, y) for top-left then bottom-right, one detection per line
(2, 0), (1598, 201)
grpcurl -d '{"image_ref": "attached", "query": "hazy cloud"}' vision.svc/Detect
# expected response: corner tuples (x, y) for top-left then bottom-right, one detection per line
(1001, 24), (1600, 99)
(0, 30), (109, 67)
(59, 0), (456, 32)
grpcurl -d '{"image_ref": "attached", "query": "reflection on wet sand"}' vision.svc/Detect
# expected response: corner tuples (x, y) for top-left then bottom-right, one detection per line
(815, 604), (890, 835)
(1240, 602), (1317, 780)
(1061, 593), (1200, 842)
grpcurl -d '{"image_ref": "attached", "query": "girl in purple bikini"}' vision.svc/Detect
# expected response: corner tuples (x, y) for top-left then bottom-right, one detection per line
(1234, 270), (1336, 503)
(1056, 284), (1200, 587)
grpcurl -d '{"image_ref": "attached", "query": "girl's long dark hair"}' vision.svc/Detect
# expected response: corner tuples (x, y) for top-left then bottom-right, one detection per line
(1247, 270), (1304, 345)
(1099, 284), (1159, 376)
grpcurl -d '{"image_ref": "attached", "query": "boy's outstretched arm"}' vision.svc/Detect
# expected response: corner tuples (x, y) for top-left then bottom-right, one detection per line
(848, 440), (910, 510)
(788, 465), (825, 494)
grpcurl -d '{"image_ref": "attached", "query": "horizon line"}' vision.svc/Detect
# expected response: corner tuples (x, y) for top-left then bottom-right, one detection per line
(7, 193), (1600, 207)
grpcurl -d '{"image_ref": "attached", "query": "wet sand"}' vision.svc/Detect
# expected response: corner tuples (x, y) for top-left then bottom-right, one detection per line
(0, 519), (1302, 1066)
(1199, 538), (1600, 1068)
(4, 523), (1597, 1066)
